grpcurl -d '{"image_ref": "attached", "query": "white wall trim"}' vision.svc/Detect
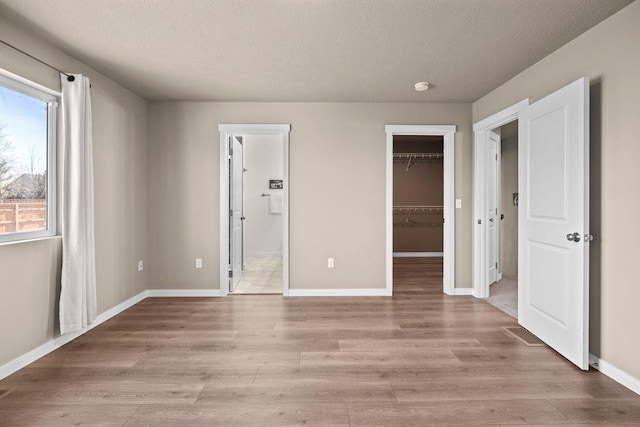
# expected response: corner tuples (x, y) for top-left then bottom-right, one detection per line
(288, 288), (391, 297)
(219, 124), (291, 298)
(385, 125), (456, 296)
(453, 288), (474, 296)
(473, 100), (529, 299)
(0, 290), (148, 381)
(590, 354), (640, 396)
(393, 252), (443, 257)
(147, 289), (221, 297)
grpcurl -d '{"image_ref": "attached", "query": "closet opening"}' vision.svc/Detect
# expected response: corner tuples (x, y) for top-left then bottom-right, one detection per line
(385, 125), (456, 296)
(392, 135), (444, 293)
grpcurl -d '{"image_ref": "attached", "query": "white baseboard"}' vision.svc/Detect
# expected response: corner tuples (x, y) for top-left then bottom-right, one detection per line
(288, 288), (391, 297)
(393, 252), (443, 257)
(0, 290), (148, 381)
(590, 354), (640, 396)
(147, 289), (221, 297)
(496, 273), (503, 282)
(453, 288), (474, 296)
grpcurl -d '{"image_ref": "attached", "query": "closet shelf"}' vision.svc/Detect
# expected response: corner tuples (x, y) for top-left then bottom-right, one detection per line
(393, 152), (443, 160)
(393, 205), (443, 214)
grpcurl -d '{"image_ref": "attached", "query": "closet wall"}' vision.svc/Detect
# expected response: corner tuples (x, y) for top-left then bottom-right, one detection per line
(393, 136), (444, 253)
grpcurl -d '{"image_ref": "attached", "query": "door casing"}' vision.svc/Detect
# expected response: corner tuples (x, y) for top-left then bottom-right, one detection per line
(219, 124), (291, 297)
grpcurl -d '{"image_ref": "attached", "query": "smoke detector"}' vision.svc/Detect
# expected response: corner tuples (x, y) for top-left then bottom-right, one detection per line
(414, 82), (430, 92)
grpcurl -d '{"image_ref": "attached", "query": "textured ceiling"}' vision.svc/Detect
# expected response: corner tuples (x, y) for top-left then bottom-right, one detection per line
(0, 0), (633, 102)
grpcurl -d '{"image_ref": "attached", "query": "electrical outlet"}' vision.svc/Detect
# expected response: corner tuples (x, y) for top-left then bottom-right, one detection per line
(137, 260), (144, 272)
(195, 258), (203, 269)
(327, 258), (335, 268)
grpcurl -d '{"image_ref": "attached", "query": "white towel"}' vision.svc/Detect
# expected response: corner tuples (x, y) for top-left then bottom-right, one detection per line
(270, 193), (283, 214)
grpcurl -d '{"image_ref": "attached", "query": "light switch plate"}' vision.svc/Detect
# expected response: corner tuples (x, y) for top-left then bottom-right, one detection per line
(455, 199), (462, 209)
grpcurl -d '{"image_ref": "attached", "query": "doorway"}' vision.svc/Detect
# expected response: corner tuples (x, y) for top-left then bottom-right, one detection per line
(385, 125), (456, 296)
(473, 99), (528, 301)
(218, 124), (291, 297)
(484, 121), (519, 318)
(392, 135), (444, 293)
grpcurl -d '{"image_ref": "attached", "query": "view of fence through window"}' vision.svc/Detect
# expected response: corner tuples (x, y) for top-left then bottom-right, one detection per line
(0, 85), (48, 235)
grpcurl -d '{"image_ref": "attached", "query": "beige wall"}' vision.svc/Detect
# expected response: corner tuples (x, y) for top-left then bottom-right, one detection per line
(0, 15), (148, 366)
(148, 102), (472, 290)
(473, 2), (640, 379)
(498, 122), (518, 276)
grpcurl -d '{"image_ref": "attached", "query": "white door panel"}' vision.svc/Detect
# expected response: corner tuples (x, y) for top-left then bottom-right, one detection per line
(487, 131), (499, 285)
(230, 136), (243, 291)
(519, 77), (589, 370)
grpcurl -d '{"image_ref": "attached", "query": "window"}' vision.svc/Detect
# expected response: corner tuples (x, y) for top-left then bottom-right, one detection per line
(0, 72), (58, 243)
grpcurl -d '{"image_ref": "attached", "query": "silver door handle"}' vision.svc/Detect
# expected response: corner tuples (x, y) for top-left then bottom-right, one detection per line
(566, 232), (581, 243)
(585, 234), (594, 242)
(489, 218), (494, 222)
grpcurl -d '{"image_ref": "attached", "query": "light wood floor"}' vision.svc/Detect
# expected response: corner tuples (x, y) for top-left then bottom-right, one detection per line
(1, 258), (639, 425)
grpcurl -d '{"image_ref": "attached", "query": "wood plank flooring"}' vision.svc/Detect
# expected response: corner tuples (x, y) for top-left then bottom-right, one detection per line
(1, 258), (639, 425)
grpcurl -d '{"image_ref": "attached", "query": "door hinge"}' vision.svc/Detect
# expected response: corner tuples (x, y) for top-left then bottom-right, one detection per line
(496, 263), (498, 269)
(229, 146), (234, 156)
(495, 153), (498, 161)
(229, 209), (233, 217)
(478, 219), (482, 225)
(228, 270), (233, 278)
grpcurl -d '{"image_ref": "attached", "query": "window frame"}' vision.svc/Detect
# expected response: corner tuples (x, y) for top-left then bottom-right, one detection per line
(0, 71), (58, 244)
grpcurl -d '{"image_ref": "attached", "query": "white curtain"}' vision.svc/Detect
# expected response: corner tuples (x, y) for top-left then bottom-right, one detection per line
(59, 73), (96, 335)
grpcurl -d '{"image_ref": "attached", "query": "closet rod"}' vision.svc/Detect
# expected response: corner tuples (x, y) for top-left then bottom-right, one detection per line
(0, 39), (76, 81)
(393, 205), (444, 213)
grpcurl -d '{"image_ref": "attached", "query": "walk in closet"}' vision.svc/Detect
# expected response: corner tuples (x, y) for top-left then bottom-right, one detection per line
(393, 136), (444, 255)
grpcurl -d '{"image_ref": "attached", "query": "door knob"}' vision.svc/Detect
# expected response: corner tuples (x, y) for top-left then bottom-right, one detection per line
(489, 218), (494, 222)
(241, 216), (246, 221)
(566, 232), (581, 243)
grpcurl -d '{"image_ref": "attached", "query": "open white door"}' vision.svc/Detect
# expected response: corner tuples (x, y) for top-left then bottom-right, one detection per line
(519, 77), (589, 369)
(229, 136), (244, 291)
(487, 131), (499, 285)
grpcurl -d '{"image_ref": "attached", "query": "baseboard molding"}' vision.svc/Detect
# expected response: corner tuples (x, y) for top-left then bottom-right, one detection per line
(288, 288), (391, 297)
(453, 288), (474, 296)
(0, 290), (148, 381)
(496, 273), (503, 282)
(147, 289), (221, 297)
(393, 252), (443, 257)
(590, 354), (640, 396)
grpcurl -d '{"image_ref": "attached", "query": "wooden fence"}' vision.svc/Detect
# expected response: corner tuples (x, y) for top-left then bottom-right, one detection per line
(0, 200), (47, 234)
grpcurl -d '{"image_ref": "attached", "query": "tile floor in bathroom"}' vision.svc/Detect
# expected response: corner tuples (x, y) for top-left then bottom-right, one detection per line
(232, 256), (283, 294)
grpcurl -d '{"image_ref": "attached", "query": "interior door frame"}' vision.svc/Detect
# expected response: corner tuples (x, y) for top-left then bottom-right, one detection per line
(473, 99), (528, 298)
(385, 125), (456, 296)
(218, 124), (291, 297)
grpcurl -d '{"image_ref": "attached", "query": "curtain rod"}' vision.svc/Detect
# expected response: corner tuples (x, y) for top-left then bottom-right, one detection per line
(0, 39), (75, 81)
